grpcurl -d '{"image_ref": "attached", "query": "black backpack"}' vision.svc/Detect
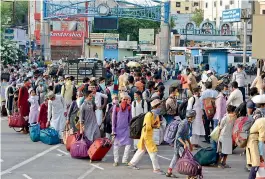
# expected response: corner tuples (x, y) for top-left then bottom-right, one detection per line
(178, 97), (195, 120)
(235, 101), (247, 117)
(130, 105), (148, 139)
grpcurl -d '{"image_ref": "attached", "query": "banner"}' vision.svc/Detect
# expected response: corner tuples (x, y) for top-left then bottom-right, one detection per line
(139, 29), (155, 44)
(119, 41), (137, 49)
(104, 33), (119, 44)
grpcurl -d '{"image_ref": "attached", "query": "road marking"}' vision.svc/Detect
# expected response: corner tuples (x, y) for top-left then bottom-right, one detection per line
(56, 149), (69, 155)
(157, 155), (171, 161)
(90, 164), (104, 170)
(22, 174), (33, 179)
(77, 167), (96, 179)
(0, 144), (62, 176)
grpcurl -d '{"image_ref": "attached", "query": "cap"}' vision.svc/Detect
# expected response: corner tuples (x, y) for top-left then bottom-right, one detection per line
(207, 70), (212, 74)
(47, 91), (55, 99)
(186, 110), (196, 118)
(252, 95), (265, 104)
(151, 99), (161, 108)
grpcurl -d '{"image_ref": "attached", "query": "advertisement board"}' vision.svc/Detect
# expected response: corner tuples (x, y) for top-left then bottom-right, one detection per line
(119, 41), (138, 49)
(222, 8), (241, 22)
(104, 33), (119, 44)
(139, 29), (155, 44)
(89, 33), (105, 46)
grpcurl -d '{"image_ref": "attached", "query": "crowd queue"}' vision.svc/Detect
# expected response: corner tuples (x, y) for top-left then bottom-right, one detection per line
(1, 60), (265, 179)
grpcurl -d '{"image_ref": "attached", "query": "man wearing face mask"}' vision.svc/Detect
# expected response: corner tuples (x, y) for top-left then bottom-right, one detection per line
(36, 80), (47, 104)
(54, 76), (64, 95)
(98, 77), (111, 109)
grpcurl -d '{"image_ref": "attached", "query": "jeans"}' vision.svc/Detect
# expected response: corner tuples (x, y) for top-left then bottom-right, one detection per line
(248, 166), (259, 179)
(239, 87), (246, 101)
(113, 145), (131, 163)
(211, 119), (219, 149)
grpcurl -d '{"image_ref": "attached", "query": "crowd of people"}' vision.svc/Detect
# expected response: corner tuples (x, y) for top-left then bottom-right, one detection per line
(1, 59), (265, 179)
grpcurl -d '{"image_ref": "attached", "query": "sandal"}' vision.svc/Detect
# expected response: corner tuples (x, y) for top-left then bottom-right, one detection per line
(166, 172), (178, 178)
(128, 164), (140, 170)
(153, 170), (166, 175)
(222, 164), (231, 168)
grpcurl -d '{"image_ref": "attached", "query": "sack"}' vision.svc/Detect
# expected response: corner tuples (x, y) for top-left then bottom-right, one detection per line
(63, 125), (74, 144)
(29, 123), (40, 142)
(40, 128), (60, 145)
(178, 100), (188, 120)
(1, 103), (7, 116)
(203, 98), (216, 120)
(194, 147), (217, 166)
(176, 149), (203, 178)
(8, 112), (27, 128)
(153, 128), (164, 145)
(130, 113), (146, 139)
(256, 163), (265, 179)
(210, 126), (220, 142)
(70, 134), (92, 158)
(66, 133), (78, 151)
(164, 117), (181, 145)
(232, 116), (254, 148)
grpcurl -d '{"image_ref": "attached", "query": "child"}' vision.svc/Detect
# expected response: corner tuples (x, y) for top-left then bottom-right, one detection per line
(38, 96), (48, 129)
(217, 105), (237, 169)
(28, 88), (40, 124)
(66, 95), (79, 132)
(166, 110), (196, 178)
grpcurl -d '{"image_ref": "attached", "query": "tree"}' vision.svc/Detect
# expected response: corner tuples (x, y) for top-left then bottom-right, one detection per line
(0, 36), (25, 65)
(93, 18), (160, 41)
(170, 17), (176, 29)
(0, 1), (28, 26)
(191, 9), (204, 27)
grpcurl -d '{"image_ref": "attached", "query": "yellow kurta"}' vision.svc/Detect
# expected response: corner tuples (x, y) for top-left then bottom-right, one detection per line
(137, 112), (160, 153)
(246, 118), (265, 166)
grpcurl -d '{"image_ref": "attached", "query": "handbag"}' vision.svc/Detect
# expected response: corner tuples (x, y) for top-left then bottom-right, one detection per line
(40, 128), (60, 145)
(29, 123), (40, 142)
(176, 149), (203, 178)
(256, 163), (265, 179)
(70, 134), (92, 158)
(66, 133), (78, 151)
(210, 126), (220, 142)
(63, 125), (73, 144)
(8, 112), (27, 128)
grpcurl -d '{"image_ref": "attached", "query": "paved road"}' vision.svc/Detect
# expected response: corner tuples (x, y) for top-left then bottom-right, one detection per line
(0, 79), (256, 179)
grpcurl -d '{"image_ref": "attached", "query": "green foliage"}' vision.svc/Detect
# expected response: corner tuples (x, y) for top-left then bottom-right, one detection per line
(0, 35), (25, 65)
(1, 1), (28, 26)
(93, 18), (160, 41)
(191, 9), (204, 27)
(170, 17), (176, 29)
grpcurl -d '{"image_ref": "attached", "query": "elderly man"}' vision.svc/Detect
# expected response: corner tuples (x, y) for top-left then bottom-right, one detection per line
(232, 64), (247, 101)
(46, 92), (67, 141)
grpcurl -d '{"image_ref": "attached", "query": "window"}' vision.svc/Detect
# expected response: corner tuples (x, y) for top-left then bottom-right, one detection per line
(230, 0), (234, 5)
(234, 56), (249, 63)
(194, 2), (199, 6)
(194, 56), (200, 65)
(176, 2), (181, 7)
(185, 7), (189, 11)
(205, 2), (208, 8)
(177, 11), (180, 14)
(225, 5), (229, 9)
(220, 0), (223, 6)
(263, 10), (265, 14)
(214, 1), (216, 7)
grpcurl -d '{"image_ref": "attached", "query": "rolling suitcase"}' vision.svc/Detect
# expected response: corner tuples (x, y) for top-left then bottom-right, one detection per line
(88, 138), (112, 162)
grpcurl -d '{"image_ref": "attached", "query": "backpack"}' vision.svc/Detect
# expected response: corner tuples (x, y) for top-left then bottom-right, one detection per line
(232, 116), (254, 148)
(178, 97), (196, 120)
(164, 117), (182, 145)
(129, 112), (147, 139)
(129, 86), (137, 101)
(203, 98), (216, 120)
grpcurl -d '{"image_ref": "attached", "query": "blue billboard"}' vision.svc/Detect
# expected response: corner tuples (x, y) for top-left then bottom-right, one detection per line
(222, 8), (241, 22)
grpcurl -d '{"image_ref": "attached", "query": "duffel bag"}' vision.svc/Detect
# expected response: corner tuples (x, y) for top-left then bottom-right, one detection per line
(66, 133), (78, 151)
(8, 112), (27, 128)
(40, 128), (60, 145)
(176, 149), (203, 178)
(29, 123), (40, 142)
(70, 134), (92, 158)
(194, 147), (217, 166)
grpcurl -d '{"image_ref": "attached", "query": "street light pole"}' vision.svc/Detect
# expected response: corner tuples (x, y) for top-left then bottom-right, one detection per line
(243, 19), (247, 66)
(28, 0), (31, 60)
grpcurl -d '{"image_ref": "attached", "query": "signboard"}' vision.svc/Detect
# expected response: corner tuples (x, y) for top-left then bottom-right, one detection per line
(139, 29), (155, 44)
(105, 44), (118, 50)
(35, 30), (84, 46)
(119, 41), (138, 49)
(222, 8), (241, 22)
(89, 33), (105, 45)
(139, 44), (156, 51)
(94, 17), (118, 30)
(104, 33), (119, 44)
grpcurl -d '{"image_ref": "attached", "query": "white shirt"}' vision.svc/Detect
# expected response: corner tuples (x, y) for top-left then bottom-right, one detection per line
(232, 71), (247, 87)
(226, 89), (243, 107)
(131, 100), (148, 118)
(94, 92), (108, 108)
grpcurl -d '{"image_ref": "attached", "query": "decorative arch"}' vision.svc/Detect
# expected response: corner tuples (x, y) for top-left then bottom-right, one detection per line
(199, 20), (215, 35)
(219, 22), (232, 35)
(185, 21), (196, 34)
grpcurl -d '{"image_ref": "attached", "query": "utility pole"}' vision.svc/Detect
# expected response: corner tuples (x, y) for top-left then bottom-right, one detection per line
(28, 0), (31, 60)
(243, 19), (247, 65)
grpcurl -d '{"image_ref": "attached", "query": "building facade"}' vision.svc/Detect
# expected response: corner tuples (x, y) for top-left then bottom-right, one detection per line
(171, 0), (203, 14)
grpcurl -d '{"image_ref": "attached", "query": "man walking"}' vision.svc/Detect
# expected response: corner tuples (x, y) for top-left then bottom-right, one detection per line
(232, 64), (247, 101)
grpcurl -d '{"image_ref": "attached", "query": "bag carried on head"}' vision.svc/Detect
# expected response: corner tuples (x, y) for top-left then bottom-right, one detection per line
(29, 123), (40, 142)
(176, 149), (203, 178)
(164, 117), (181, 145)
(70, 134), (92, 158)
(40, 128), (60, 145)
(194, 147), (217, 166)
(232, 116), (254, 148)
(203, 98), (216, 120)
